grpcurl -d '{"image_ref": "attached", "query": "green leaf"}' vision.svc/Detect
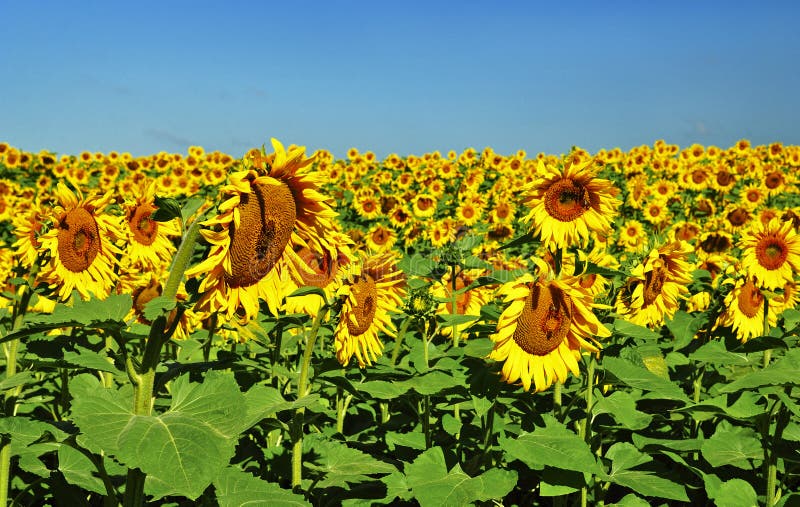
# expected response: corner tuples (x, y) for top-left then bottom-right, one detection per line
(720, 348), (800, 393)
(404, 371), (460, 396)
(689, 340), (752, 366)
(358, 380), (411, 399)
(152, 195), (182, 222)
(404, 447), (515, 507)
(701, 421), (763, 469)
(710, 478), (758, 507)
(602, 356), (689, 402)
(0, 417), (69, 456)
(666, 310), (707, 349)
(613, 319), (660, 340)
(180, 195), (207, 224)
(57, 445), (106, 495)
(539, 467), (584, 496)
(499, 230), (535, 251)
(213, 466), (310, 507)
(0, 371), (34, 391)
(287, 286), (329, 305)
(607, 494), (652, 507)
(307, 437), (396, 488)
(142, 295), (176, 322)
(71, 372), (248, 500)
(500, 414), (602, 474)
(594, 390), (652, 430)
(26, 293), (132, 329)
(62, 347), (118, 373)
(437, 313), (479, 327)
(631, 435), (703, 453)
(601, 467), (689, 502)
(606, 442), (652, 472)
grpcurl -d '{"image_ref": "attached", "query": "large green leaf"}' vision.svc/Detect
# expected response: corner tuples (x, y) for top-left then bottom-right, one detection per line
(213, 466), (309, 507)
(701, 422), (763, 469)
(594, 390), (653, 430)
(500, 414), (602, 474)
(601, 443), (688, 502)
(602, 356), (689, 402)
(689, 339), (752, 366)
(720, 348), (800, 393)
(307, 437), (396, 489)
(613, 319), (660, 340)
(404, 447), (516, 507)
(71, 372), (248, 500)
(57, 445), (107, 496)
(709, 478), (758, 507)
(666, 310), (708, 349)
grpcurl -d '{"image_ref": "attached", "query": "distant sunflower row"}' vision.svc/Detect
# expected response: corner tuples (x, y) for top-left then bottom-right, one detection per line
(1, 138), (799, 393)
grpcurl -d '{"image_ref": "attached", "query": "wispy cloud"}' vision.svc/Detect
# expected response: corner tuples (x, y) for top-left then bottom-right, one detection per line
(144, 128), (192, 149)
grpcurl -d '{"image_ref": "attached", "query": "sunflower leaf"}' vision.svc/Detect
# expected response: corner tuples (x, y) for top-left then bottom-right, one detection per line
(700, 421), (763, 469)
(602, 356), (690, 402)
(498, 230), (536, 251)
(152, 195), (182, 222)
(306, 436), (396, 489)
(613, 319), (660, 340)
(57, 445), (107, 495)
(720, 348), (800, 392)
(213, 466), (310, 507)
(708, 478), (758, 507)
(500, 414), (602, 474)
(287, 286), (329, 306)
(594, 390), (653, 430)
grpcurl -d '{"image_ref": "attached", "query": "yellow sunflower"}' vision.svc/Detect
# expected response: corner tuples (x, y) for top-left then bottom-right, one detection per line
(716, 277), (777, 343)
(615, 241), (694, 328)
(186, 138), (338, 322)
(489, 262), (611, 393)
(739, 218), (800, 290)
(521, 158), (619, 250)
(412, 194), (437, 218)
(617, 220), (647, 253)
(11, 200), (48, 268)
(120, 181), (182, 270)
(37, 183), (123, 301)
(365, 223), (397, 252)
(334, 251), (405, 368)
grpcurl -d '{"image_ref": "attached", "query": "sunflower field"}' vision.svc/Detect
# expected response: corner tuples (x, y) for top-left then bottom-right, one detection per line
(1, 138), (800, 506)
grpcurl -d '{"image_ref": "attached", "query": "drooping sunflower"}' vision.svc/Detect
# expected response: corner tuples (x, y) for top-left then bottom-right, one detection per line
(334, 251), (405, 368)
(739, 218), (800, 290)
(120, 181), (182, 270)
(489, 262), (611, 393)
(521, 158), (619, 250)
(615, 241), (694, 328)
(37, 183), (123, 301)
(716, 276), (777, 343)
(186, 138), (338, 322)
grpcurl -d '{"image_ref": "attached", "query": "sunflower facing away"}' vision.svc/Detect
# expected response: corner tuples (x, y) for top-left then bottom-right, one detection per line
(521, 158), (619, 250)
(739, 218), (800, 290)
(37, 183), (123, 301)
(489, 261), (611, 393)
(334, 251), (405, 368)
(186, 138), (338, 322)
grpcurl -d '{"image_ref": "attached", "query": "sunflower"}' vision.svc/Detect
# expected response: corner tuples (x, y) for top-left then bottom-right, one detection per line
(354, 194), (382, 219)
(739, 218), (800, 290)
(365, 223), (397, 252)
(37, 183), (123, 301)
(617, 220), (647, 253)
(719, 204), (752, 234)
(186, 138), (338, 322)
(489, 262), (611, 393)
(521, 158), (619, 250)
(669, 221), (702, 244)
(426, 218), (457, 248)
(11, 200), (48, 268)
(740, 185), (767, 210)
(716, 276), (777, 343)
(615, 241), (694, 328)
(120, 181), (181, 270)
(334, 251), (405, 368)
(641, 198), (672, 228)
(412, 194), (437, 218)
(456, 202), (482, 227)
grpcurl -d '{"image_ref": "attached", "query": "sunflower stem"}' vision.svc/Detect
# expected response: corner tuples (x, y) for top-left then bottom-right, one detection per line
(553, 382), (562, 420)
(163, 217), (202, 302)
(580, 357), (596, 507)
(1, 281), (34, 507)
(763, 297), (771, 368)
(451, 264), (460, 348)
(291, 307), (328, 491)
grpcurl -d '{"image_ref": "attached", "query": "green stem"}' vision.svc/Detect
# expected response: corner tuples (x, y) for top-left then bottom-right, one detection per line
(553, 382), (562, 420)
(291, 308), (328, 491)
(337, 392), (353, 434)
(123, 218), (201, 507)
(580, 357), (596, 507)
(1, 283), (33, 507)
(763, 297), (771, 368)
(450, 264), (460, 348)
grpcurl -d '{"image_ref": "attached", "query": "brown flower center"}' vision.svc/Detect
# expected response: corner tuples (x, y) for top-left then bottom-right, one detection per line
(746, 190), (761, 203)
(544, 178), (592, 222)
(132, 278), (163, 316)
(416, 197), (434, 211)
(727, 208), (749, 227)
(296, 247), (335, 288)
(765, 171), (784, 189)
(226, 182), (296, 288)
(445, 275), (471, 314)
(737, 279), (763, 318)
(371, 227), (391, 245)
(755, 235), (788, 270)
(643, 264), (669, 306)
(691, 170), (707, 184)
(128, 202), (159, 246)
(716, 170), (734, 187)
(675, 224), (699, 242)
(57, 207), (101, 272)
(700, 233), (731, 253)
(513, 283), (572, 355)
(347, 275), (377, 336)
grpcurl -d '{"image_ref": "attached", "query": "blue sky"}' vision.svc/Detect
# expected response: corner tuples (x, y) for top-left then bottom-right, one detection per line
(3, 1), (799, 159)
